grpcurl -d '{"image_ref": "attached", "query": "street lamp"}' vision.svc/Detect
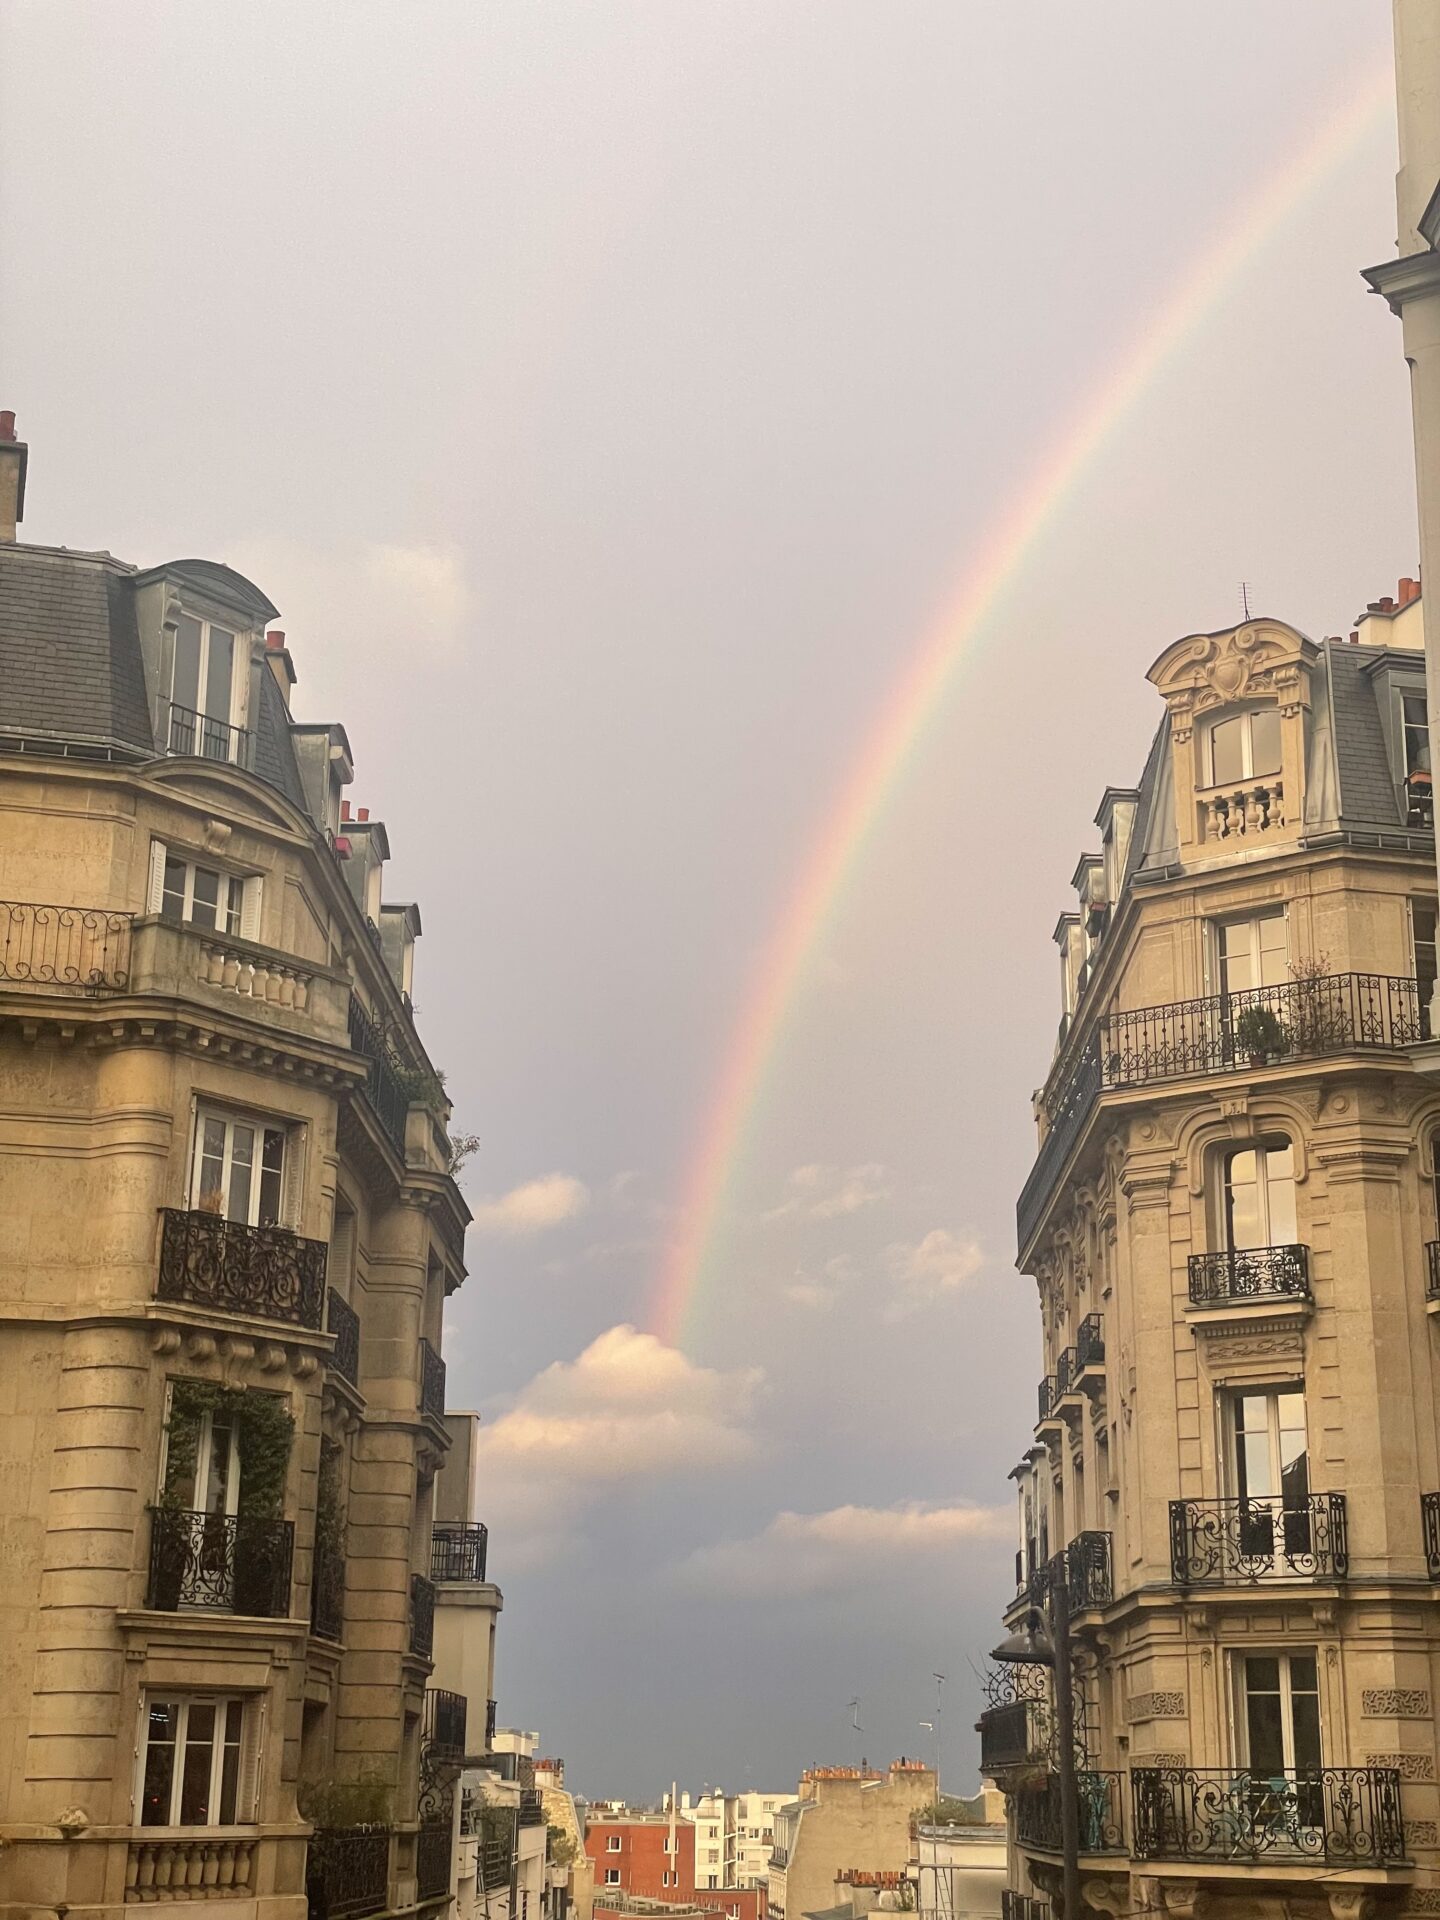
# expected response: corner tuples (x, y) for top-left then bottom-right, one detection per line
(992, 1566), (1079, 1920)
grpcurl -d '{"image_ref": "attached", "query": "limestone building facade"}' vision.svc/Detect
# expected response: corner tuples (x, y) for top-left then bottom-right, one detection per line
(767, 1764), (936, 1920)
(984, 599), (1440, 1920)
(0, 420), (474, 1920)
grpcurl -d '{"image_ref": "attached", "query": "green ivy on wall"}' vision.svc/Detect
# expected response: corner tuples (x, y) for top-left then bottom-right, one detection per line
(163, 1379), (295, 1518)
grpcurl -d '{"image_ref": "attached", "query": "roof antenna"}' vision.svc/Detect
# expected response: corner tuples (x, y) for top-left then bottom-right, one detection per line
(1240, 581), (1252, 621)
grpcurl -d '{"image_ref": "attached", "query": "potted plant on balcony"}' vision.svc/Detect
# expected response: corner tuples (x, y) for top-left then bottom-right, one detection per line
(1235, 1005), (1288, 1066)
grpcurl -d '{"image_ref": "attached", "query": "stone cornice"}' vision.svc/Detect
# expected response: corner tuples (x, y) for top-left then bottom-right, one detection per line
(1363, 248), (1440, 314)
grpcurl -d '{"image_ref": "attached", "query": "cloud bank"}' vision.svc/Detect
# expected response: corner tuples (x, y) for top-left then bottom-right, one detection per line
(676, 1500), (1011, 1598)
(472, 1173), (590, 1237)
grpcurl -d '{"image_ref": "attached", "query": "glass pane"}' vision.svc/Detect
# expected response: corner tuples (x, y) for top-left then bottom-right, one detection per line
(224, 877), (245, 937)
(1250, 707), (1282, 777)
(1257, 914), (1288, 987)
(1405, 694), (1431, 772)
(218, 1701), (242, 1823)
(1226, 1150), (1262, 1249)
(203, 628), (235, 723)
(1211, 715), (1244, 786)
(1246, 1690), (1286, 1777)
(172, 616), (202, 713)
(190, 867), (220, 932)
(227, 1124), (255, 1224)
(258, 1129), (285, 1228)
(162, 856), (188, 924)
(142, 1702), (179, 1826)
(204, 1415), (235, 1513)
(1263, 1145), (1297, 1243)
(179, 1703), (216, 1824)
(1291, 1691), (1322, 1773)
(1221, 920), (1256, 993)
(197, 1117), (227, 1215)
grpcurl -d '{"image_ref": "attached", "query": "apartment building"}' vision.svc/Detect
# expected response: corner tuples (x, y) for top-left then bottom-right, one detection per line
(586, 1813), (695, 1902)
(0, 420), (472, 1920)
(767, 1764), (936, 1920)
(726, 1794), (788, 1890)
(985, 598), (1440, 1920)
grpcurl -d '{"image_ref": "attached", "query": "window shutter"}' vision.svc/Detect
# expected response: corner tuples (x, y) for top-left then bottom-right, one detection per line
(238, 1697), (264, 1822)
(240, 876), (262, 943)
(146, 840), (168, 916)
(283, 1126), (305, 1231)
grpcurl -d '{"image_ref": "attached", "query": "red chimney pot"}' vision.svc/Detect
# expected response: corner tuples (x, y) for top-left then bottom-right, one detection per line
(341, 800), (351, 821)
(0, 412), (14, 441)
(1350, 631), (1360, 644)
(1400, 576), (1421, 606)
(357, 807), (370, 822)
(266, 629), (286, 650)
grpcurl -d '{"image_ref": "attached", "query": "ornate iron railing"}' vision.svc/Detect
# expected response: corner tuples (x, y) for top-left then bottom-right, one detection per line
(979, 1700), (1046, 1773)
(148, 1506), (294, 1617)
(1170, 1493), (1348, 1585)
(1014, 1772), (1124, 1854)
(1131, 1765), (1406, 1865)
(1076, 1313), (1104, 1370)
(326, 1288), (360, 1386)
(311, 1542), (345, 1642)
(485, 1698), (498, 1750)
(1188, 1243), (1310, 1307)
(1001, 1896), (1048, 1920)
(481, 1830), (513, 1891)
(1427, 1243), (1440, 1304)
(167, 700), (250, 765)
(1037, 1376), (1060, 1422)
(1056, 1348), (1079, 1396)
(420, 1338), (446, 1423)
(432, 1521), (488, 1582)
(1019, 973), (1422, 1248)
(306, 1826), (391, 1920)
(1066, 1531), (1113, 1610)
(424, 1686), (468, 1757)
(416, 1822), (452, 1902)
(410, 1571), (437, 1658)
(0, 900), (133, 991)
(1422, 1492), (1440, 1580)
(157, 1207), (327, 1329)
(347, 998), (409, 1152)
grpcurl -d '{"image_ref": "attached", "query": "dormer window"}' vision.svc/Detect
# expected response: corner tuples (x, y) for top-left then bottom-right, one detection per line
(169, 613), (246, 762)
(1208, 706), (1281, 787)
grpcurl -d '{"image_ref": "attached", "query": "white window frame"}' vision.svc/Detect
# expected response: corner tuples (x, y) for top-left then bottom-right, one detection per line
(605, 1871), (621, 1887)
(1210, 911), (1288, 997)
(1232, 1649), (1323, 1772)
(607, 1838), (622, 1853)
(148, 841), (261, 942)
(135, 1692), (260, 1829)
(1216, 1140), (1298, 1251)
(190, 1105), (293, 1228)
(169, 613), (248, 755)
(1205, 704), (1282, 786)
(157, 1394), (241, 1517)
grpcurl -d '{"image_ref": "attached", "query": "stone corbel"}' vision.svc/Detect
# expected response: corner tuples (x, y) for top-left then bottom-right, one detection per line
(1082, 1877), (1129, 1916)
(1326, 1892), (1374, 1920)
(1159, 1879), (1207, 1920)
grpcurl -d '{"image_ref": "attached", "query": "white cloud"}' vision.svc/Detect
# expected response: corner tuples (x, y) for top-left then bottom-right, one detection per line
(765, 1163), (892, 1223)
(472, 1173), (590, 1237)
(884, 1230), (986, 1315)
(783, 1254), (855, 1310)
(676, 1501), (1011, 1599)
(474, 1326), (763, 1565)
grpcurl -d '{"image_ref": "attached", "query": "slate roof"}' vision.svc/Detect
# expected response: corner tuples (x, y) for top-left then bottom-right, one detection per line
(0, 544), (154, 752)
(1328, 642), (1405, 830)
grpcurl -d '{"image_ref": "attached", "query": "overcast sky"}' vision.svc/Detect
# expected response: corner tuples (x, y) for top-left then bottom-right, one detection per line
(0, 1), (1419, 1801)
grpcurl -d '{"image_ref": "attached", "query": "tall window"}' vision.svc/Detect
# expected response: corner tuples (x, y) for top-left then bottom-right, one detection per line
(140, 1695), (252, 1826)
(170, 614), (241, 760)
(1217, 913), (1288, 994)
(1412, 901), (1437, 1038)
(1228, 1386), (1311, 1569)
(191, 1110), (287, 1227)
(1241, 1652), (1322, 1779)
(1209, 707), (1282, 786)
(1221, 1144), (1297, 1250)
(163, 1403), (240, 1518)
(1404, 692), (1431, 777)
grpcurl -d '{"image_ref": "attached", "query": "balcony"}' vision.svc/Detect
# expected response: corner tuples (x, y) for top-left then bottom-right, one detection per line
(1170, 1494), (1348, 1585)
(1188, 1243), (1310, 1309)
(306, 1825), (392, 1920)
(420, 1338), (446, 1424)
(979, 1699), (1047, 1774)
(1132, 1765), (1406, 1866)
(1037, 1376), (1061, 1428)
(1015, 1771), (1124, 1855)
(1422, 1492), (1440, 1579)
(1076, 1313), (1104, 1374)
(484, 1698), (498, 1752)
(157, 1207), (328, 1330)
(519, 1789), (545, 1828)
(432, 1522), (488, 1582)
(311, 1542), (345, 1643)
(410, 1572), (437, 1659)
(417, 1820), (452, 1902)
(1066, 1531), (1113, 1610)
(1019, 973), (1422, 1248)
(1001, 1897), (1048, 1920)
(1056, 1348), (1080, 1399)
(424, 1686), (468, 1758)
(326, 1288), (360, 1387)
(0, 899), (133, 992)
(480, 1836), (512, 1892)
(167, 699), (250, 766)
(127, 1837), (257, 1903)
(147, 1507), (294, 1617)
(347, 998), (409, 1154)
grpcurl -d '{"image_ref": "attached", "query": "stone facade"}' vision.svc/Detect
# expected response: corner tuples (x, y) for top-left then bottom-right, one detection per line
(767, 1764), (936, 1920)
(0, 428), (471, 1920)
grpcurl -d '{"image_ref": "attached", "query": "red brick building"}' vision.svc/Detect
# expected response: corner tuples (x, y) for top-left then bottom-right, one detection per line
(587, 1816), (697, 1902)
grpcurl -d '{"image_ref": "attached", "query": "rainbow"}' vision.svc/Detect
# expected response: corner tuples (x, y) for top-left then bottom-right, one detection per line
(649, 66), (1395, 1351)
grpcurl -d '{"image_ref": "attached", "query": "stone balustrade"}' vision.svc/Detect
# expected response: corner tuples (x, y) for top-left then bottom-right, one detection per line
(1200, 778), (1284, 840)
(125, 1835), (256, 1902)
(199, 939), (312, 1010)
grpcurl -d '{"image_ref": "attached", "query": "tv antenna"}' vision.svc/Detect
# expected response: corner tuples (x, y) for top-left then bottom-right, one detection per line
(1240, 581), (1252, 620)
(848, 1698), (864, 1768)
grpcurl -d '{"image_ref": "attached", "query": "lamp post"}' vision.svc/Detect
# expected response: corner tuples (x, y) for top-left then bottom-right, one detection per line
(992, 1562), (1080, 1920)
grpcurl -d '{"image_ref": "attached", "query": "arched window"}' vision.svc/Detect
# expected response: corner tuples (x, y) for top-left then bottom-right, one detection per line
(1208, 705), (1281, 786)
(1221, 1141), (1296, 1250)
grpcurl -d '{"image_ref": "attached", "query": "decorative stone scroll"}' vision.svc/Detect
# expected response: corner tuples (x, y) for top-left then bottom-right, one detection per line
(1363, 1689), (1431, 1719)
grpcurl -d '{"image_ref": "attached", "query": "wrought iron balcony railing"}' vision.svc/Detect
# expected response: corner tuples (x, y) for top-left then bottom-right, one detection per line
(1427, 1243), (1440, 1304)
(1188, 1242), (1310, 1308)
(420, 1337), (446, 1423)
(1131, 1765), (1406, 1866)
(519, 1789), (545, 1828)
(416, 1821), (453, 1901)
(1170, 1493), (1348, 1585)
(485, 1698), (498, 1750)
(311, 1541), (345, 1643)
(1422, 1492), (1440, 1580)
(481, 1833), (513, 1891)
(1076, 1312), (1104, 1371)
(1015, 1771), (1124, 1854)
(1066, 1531), (1113, 1610)
(347, 998), (409, 1153)
(432, 1521), (488, 1582)
(410, 1572), (437, 1659)
(0, 900), (133, 991)
(326, 1288), (360, 1387)
(1019, 973), (1422, 1248)
(1056, 1348), (1079, 1396)
(979, 1699), (1046, 1774)
(305, 1826), (391, 1920)
(147, 1506), (294, 1617)
(1001, 1896), (1049, 1920)
(166, 699), (250, 766)
(1037, 1376), (1060, 1423)
(157, 1207), (328, 1329)
(424, 1686), (468, 1758)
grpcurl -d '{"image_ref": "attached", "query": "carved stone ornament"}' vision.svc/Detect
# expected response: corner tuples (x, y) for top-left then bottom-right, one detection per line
(1147, 619), (1316, 718)
(1399, 1897), (1440, 1917)
(1127, 1691), (1187, 1722)
(1366, 1751), (1435, 1780)
(1363, 1688), (1432, 1718)
(1146, 1751), (1188, 1769)
(1082, 1878), (1130, 1916)
(1326, 1892), (1375, 1920)
(1407, 1821), (1439, 1848)
(1158, 1879), (1207, 1920)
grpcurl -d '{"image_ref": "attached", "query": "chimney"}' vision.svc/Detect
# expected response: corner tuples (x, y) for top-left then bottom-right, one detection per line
(1400, 575), (1422, 607)
(264, 629), (297, 708)
(0, 411), (28, 542)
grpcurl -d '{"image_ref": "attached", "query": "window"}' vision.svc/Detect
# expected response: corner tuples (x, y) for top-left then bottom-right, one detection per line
(1412, 901), (1437, 1038)
(1227, 1387), (1312, 1569)
(148, 842), (259, 940)
(1220, 1143), (1297, 1250)
(140, 1695), (254, 1826)
(1404, 692), (1431, 777)
(192, 1110), (287, 1227)
(163, 1401), (240, 1517)
(170, 614), (243, 760)
(606, 1838), (622, 1853)
(1217, 913), (1288, 995)
(707, 1850), (721, 1863)
(1209, 706), (1282, 786)
(708, 1877), (718, 1890)
(606, 1871), (621, 1887)
(1241, 1652), (1322, 1809)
